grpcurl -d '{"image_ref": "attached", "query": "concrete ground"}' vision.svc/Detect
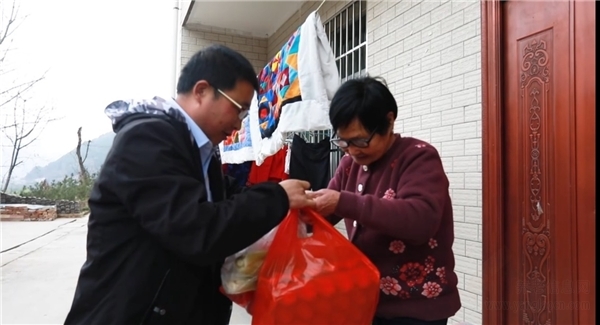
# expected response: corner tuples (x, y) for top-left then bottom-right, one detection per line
(0, 217), (252, 325)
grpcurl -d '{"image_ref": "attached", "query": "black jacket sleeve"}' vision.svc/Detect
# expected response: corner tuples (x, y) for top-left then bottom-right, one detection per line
(106, 118), (289, 265)
(224, 175), (247, 198)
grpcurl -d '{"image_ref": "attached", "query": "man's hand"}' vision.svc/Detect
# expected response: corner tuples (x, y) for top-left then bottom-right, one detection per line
(279, 180), (317, 209)
(312, 189), (341, 217)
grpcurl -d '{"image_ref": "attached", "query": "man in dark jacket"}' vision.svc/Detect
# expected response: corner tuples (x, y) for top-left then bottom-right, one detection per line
(64, 45), (315, 325)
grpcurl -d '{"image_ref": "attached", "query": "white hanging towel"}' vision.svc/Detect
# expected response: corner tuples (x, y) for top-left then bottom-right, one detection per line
(249, 11), (340, 166)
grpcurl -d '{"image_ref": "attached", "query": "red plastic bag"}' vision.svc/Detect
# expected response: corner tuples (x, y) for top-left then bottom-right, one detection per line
(220, 287), (255, 313)
(251, 209), (380, 325)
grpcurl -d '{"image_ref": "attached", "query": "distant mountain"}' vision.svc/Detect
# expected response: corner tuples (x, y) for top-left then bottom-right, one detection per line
(22, 132), (115, 184)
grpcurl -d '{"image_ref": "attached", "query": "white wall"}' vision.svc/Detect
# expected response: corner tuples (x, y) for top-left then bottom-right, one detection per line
(177, 1), (268, 74)
(180, 26), (268, 75)
(174, 0), (193, 89)
(367, 0), (482, 324)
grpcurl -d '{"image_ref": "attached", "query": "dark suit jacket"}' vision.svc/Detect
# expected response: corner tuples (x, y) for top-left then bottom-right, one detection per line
(64, 114), (289, 325)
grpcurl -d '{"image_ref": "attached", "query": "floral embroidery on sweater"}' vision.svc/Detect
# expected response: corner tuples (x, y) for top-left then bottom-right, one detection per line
(383, 188), (395, 199)
(380, 276), (401, 296)
(424, 256), (435, 273)
(382, 238), (446, 299)
(389, 240), (405, 254)
(429, 238), (438, 249)
(422, 281), (443, 298)
(399, 262), (427, 287)
(436, 267), (447, 284)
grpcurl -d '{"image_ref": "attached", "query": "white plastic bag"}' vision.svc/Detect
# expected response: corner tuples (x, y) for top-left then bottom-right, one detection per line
(221, 226), (279, 295)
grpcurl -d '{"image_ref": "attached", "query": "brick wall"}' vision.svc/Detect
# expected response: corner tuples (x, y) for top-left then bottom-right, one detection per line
(367, 0), (482, 323)
(180, 26), (268, 74)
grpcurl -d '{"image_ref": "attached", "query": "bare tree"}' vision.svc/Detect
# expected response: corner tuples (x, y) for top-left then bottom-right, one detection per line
(75, 127), (91, 181)
(1, 0), (55, 191)
(1, 96), (54, 192)
(0, 0), (20, 64)
(1, 0), (46, 106)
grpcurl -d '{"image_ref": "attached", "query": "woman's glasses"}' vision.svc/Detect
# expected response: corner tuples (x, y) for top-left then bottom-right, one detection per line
(330, 128), (378, 149)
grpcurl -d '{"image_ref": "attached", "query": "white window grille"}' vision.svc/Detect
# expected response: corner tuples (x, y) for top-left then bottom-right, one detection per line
(295, 0), (367, 180)
(324, 0), (368, 82)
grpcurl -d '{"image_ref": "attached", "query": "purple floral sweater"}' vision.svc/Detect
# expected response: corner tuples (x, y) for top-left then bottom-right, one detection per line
(328, 135), (461, 321)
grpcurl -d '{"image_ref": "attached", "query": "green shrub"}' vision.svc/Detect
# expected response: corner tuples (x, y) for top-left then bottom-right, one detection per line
(20, 173), (97, 202)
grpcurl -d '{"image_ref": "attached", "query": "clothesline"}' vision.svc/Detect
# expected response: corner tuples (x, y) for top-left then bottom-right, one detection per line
(316, 0), (327, 13)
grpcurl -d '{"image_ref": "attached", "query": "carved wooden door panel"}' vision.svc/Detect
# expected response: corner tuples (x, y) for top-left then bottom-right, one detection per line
(500, 1), (596, 324)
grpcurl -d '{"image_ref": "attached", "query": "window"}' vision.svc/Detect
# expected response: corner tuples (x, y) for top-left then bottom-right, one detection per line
(325, 0), (368, 82)
(295, 0), (367, 180)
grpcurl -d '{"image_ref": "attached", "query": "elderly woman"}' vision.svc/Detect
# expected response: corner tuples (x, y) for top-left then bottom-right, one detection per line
(313, 77), (461, 325)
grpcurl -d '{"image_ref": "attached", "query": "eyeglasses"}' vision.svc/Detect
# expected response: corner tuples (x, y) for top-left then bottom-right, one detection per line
(331, 128), (378, 149)
(217, 88), (249, 120)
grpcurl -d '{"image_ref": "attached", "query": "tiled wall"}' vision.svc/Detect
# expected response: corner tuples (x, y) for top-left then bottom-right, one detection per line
(180, 26), (268, 74)
(367, 0), (483, 323)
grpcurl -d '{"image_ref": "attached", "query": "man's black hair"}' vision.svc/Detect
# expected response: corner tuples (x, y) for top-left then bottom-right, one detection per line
(176, 44), (259, 94)
(329, 76), (397, 135)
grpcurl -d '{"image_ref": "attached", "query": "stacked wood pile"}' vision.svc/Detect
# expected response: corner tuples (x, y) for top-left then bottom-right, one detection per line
(0, 204), (58, 221)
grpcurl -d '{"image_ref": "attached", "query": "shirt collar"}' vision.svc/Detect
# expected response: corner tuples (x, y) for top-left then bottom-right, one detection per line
(166, 97), (215, 162)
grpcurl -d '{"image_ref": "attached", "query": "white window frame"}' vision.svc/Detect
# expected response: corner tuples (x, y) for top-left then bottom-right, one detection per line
(324, 0), (368, 83)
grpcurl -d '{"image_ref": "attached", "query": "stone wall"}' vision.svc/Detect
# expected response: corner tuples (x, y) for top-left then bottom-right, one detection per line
(1, 204), (58, 221)
(0, 192), (85, 217)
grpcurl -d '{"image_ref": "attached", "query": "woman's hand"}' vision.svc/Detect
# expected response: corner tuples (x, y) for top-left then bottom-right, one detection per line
(312, 189), (341, 217)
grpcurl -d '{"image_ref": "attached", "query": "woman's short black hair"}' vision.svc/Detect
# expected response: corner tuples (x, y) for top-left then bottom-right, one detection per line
(329, 76), (397, 135)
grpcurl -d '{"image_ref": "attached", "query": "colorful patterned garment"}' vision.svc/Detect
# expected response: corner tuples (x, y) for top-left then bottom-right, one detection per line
(219, 31), (300, 164)
(249, 12), (340, 166)
(219, 12), (340, 166)
(221, 116), (252, 153)
(257, 27), (302, 139)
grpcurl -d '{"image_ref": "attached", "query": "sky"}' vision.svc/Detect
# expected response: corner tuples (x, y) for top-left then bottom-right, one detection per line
(1, 0), (177, 182)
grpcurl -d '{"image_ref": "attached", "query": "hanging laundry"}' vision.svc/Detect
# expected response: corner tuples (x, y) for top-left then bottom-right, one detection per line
(222, 162), (253, 188)
(284, 143), (292, 174)
(249, 11), (341, 166)
(288, 134), (331, 191)
(247, 146), (289, 186)
(256, 34), (301, 140)
(219, 114), (255, 164)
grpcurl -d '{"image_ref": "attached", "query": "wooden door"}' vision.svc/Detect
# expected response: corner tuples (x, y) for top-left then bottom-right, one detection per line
(482, 1), (595, 324)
